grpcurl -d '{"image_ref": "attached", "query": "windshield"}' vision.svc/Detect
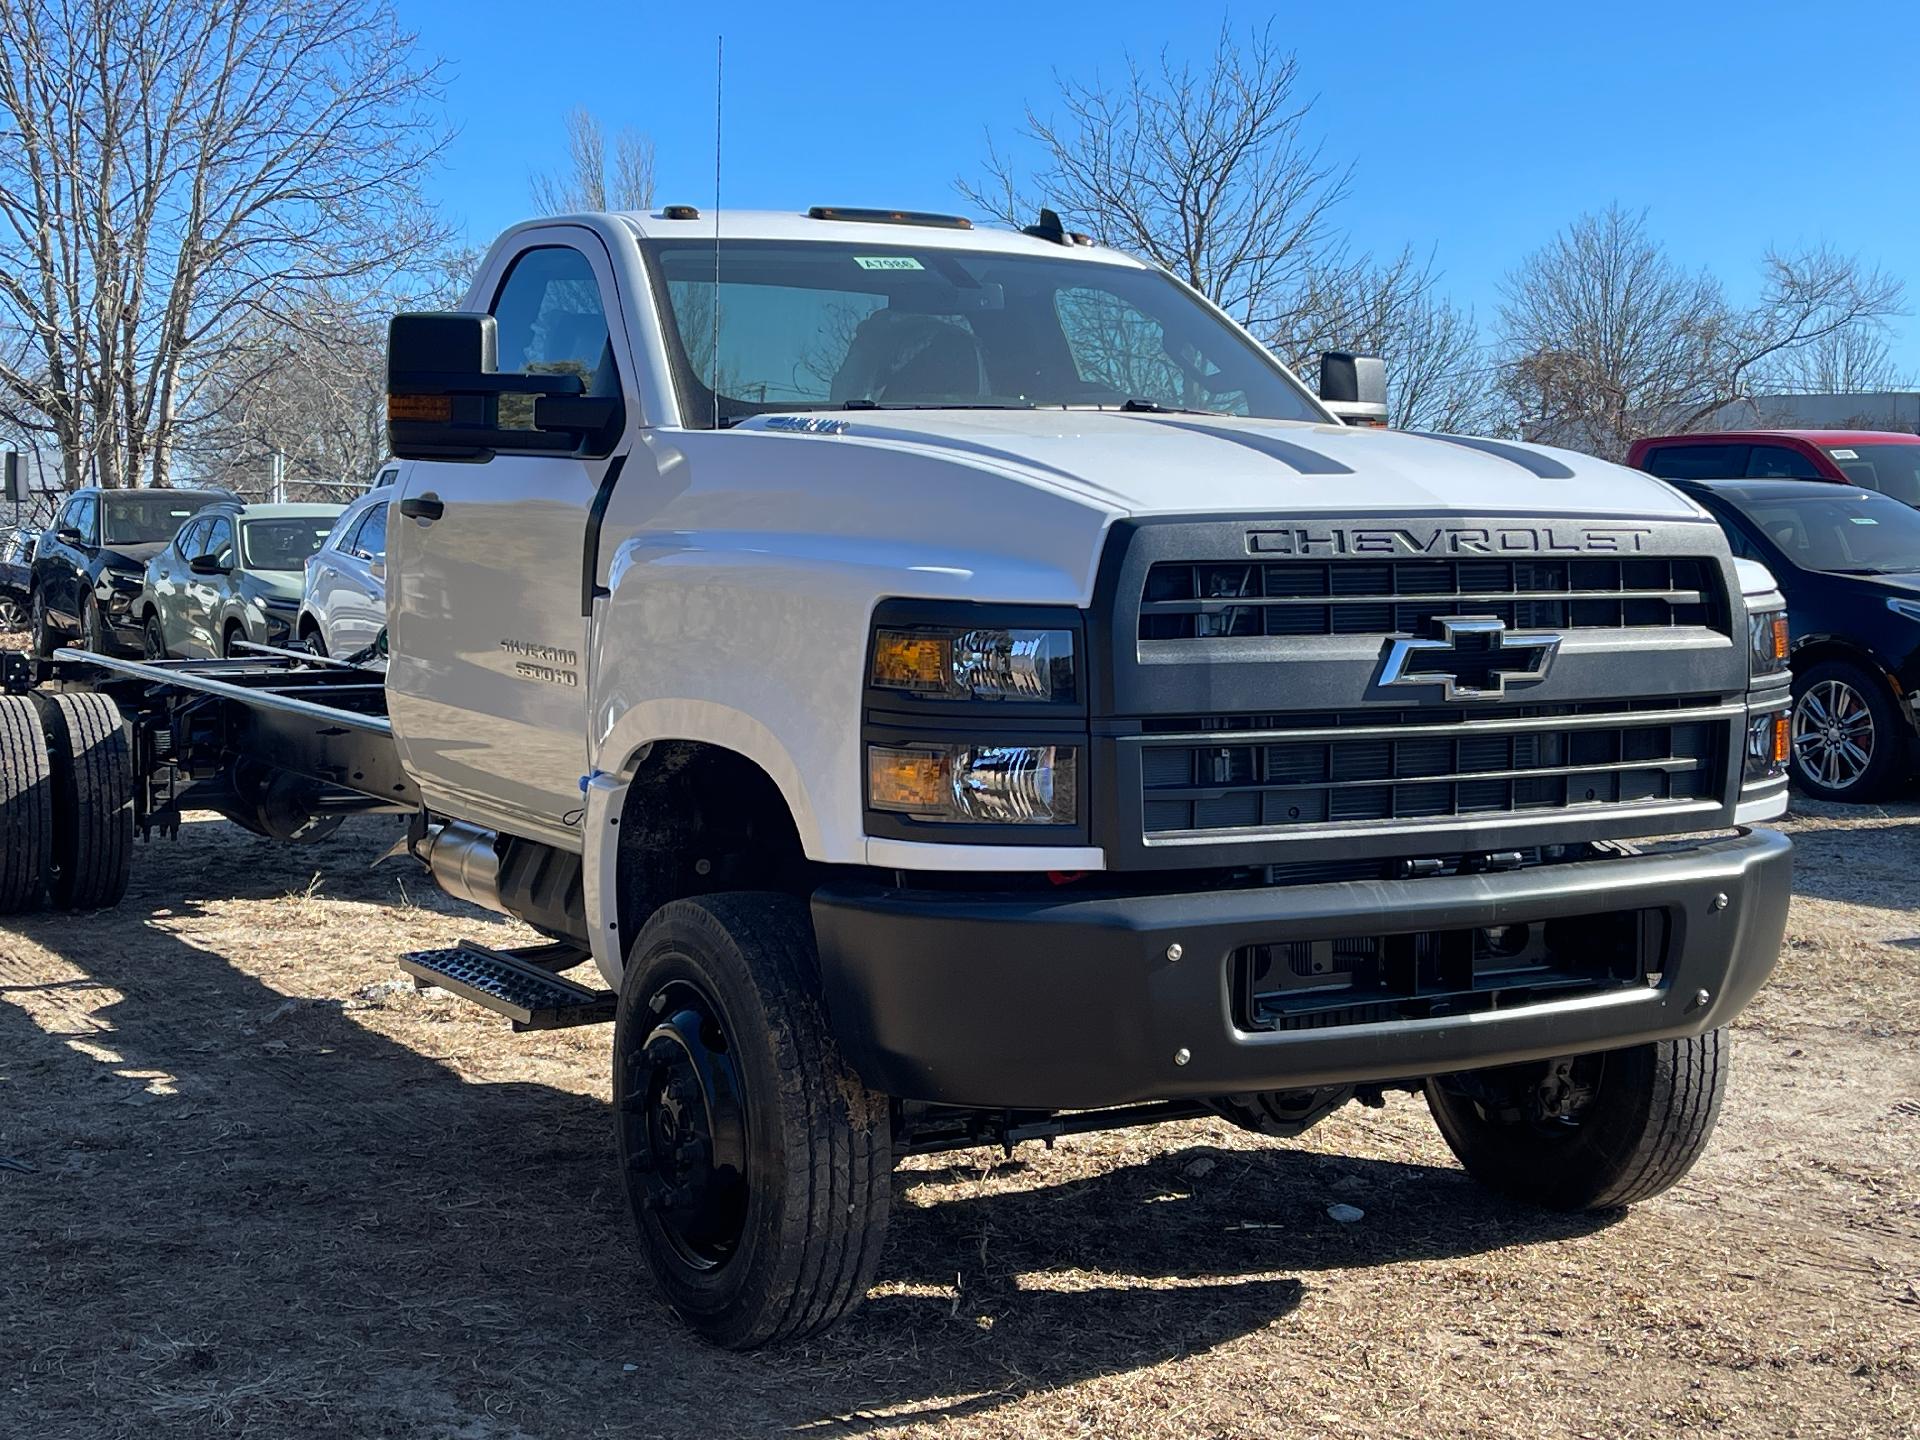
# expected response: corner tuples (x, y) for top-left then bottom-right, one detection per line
(242, 518), (335, 571)
(643, 239), (1326, 427)
(1825, 443), (1920, 506)
(101, 494), (211, 546)
(1730, 489), (1920, 573)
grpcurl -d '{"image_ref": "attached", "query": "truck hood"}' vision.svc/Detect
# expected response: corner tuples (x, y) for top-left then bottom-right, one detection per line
(737, 410), (1702, 521)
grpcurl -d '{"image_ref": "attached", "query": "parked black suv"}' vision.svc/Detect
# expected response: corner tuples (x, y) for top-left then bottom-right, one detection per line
(31, 486), (228, 656)
(1674, 477), (1920, 800)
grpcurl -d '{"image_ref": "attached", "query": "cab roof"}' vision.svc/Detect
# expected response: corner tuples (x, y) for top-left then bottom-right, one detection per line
(615, 207), (1145, 266)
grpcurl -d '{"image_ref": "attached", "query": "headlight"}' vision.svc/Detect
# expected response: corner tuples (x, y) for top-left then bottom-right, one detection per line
(872, 625), (1075, 703)
(1748, 608), (1788, 677)
(1745, 711), (1789, 781)
(1889, 598), (1920, 625)
(868, 743), (1078, 825)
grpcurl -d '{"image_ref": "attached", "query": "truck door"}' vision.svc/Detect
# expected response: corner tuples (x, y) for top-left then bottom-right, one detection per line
(386, 231), (632, 845)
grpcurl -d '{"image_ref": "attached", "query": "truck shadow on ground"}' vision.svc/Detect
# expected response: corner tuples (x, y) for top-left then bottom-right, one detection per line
(0, 823), (1616, 1438)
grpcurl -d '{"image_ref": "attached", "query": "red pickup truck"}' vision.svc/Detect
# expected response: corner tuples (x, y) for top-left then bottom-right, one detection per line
(1628, 429), (1920, 505)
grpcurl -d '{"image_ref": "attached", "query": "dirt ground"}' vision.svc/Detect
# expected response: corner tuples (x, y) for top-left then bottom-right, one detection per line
(1, 799), (1915, 1440)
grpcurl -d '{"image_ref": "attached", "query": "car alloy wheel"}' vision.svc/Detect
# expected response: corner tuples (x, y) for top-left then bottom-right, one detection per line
(1792, 678), (1875, 792)
(0, 596), (24, 632)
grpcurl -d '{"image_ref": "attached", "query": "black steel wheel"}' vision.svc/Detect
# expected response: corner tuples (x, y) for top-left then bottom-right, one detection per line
(0, 695), (52, 912)
(36, 691), (134, 910)
(614, 892), (892, 1349)
(1425, 1031), (1728, 1211)
(1790, 660), (1901, 802)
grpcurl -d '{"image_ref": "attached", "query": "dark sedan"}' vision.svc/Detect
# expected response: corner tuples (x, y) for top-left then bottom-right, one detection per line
(31, 486), (228, 656)
(1674, 477), (1920, 800)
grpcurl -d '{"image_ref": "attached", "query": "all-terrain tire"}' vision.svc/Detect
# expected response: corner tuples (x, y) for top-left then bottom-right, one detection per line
(0, 695), (52, 912)
(614, 892), (892, 1348)
(1425, 1030), (1729, 1211)
(37, 691), (133, 910)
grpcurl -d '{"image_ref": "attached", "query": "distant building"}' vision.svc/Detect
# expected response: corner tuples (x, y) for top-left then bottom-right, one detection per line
(1708, 392), (1920, 435)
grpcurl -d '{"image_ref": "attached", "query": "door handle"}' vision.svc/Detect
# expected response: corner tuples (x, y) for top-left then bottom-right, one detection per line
(399, 494), (443, 523)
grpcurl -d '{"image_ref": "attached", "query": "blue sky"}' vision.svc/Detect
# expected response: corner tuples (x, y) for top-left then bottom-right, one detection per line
(410, 0), (1920, 376)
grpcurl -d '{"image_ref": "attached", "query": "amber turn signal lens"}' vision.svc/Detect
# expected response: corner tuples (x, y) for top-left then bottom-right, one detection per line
(1767, 614), (1789, 663)
(867, 746), (951, 814)
(388, 393), (452, 422)
(1772, 713), (1790, 766)
(871, 630), (950, 692)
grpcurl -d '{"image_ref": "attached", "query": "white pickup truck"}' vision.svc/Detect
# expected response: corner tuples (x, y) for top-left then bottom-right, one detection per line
(4, 204), (1794, 1349)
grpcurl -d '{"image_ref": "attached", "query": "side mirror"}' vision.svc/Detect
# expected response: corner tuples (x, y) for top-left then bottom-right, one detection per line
(189, 553), (229, 576)
(386, 311), (623, 463)
(54, 525), (83, 543)
(1319, 352), (1389, 427)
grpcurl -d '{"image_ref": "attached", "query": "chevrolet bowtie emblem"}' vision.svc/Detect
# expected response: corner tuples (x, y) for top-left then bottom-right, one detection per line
(1377, 616), (1562, 701)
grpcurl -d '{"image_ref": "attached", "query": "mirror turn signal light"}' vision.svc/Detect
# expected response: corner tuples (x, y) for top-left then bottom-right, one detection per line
(389, 393), (452, 423)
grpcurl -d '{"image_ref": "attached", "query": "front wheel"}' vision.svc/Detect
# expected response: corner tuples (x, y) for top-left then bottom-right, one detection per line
(614, 892), (893, 1349)
(1425, 1030), (1728, 1211)
(79, 591), (108, 654)
(29, 589), (58, 658)
(0, 595), (25, 632)
(143, 612), (169, 660)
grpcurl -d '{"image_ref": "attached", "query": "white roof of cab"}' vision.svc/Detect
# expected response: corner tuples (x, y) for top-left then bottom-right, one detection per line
(614, 208), (1146, 266)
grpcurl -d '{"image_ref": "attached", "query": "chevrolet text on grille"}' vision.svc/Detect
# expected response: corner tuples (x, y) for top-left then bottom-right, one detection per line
(1247, 525), (1656, 556)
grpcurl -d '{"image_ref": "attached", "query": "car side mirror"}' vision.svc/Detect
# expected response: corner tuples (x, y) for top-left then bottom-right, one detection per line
(54, 525), (82, 543)
(386, 311), (623, 463)
(189, 553), (229, 576)
(1319, 352), (1389, 427)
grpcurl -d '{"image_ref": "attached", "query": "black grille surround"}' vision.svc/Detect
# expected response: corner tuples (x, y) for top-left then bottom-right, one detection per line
(1087, 514), (1755, 871)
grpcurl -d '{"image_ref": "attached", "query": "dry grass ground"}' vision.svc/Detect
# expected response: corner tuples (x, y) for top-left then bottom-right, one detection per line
(0, 801), (1915, 1439)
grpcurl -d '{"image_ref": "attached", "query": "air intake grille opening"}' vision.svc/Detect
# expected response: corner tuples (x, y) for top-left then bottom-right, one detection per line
(1140, 556), (1722, 640)
(1234, 908), (1666, 1032)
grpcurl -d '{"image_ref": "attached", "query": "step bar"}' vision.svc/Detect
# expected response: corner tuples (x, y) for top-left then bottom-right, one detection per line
(400, 939), (615, 1031)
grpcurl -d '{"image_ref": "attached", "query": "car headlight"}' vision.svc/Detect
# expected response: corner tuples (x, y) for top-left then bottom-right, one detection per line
(868, 742), (1079, 825)
(871, 625), (1075, 703)
(1748, 608), (1788, 678)
(1889, 598), (1920, 625)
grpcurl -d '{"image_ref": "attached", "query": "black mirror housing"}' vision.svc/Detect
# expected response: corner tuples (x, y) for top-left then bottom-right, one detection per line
(188, 553), (228, 576)
(1319, 352), (1389, 427)
(386, 311), (623, 462)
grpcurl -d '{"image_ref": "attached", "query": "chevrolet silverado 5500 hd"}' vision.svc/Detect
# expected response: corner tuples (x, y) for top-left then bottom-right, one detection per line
(1, 205), (1793, 1348)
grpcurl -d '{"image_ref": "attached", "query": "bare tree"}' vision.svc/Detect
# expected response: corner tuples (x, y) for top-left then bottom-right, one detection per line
(959, 25), (1493, 432)
(960, 23), (1350, 338)
(530, 108), (656, 215)
(1764, 312), (1908, 395)
(1499, 206), (1904, 455)
(0, 0), (449, 490)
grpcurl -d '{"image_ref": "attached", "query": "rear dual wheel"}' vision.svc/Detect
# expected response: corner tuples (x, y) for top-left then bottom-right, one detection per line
(614, 893), (893, 1349)
(0, 692), (132, 913)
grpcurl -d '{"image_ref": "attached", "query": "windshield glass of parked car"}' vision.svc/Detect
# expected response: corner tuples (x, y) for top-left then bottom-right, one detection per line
(1732, 490), (1920, 574)
(243, 519), (335, 570)
(101, 495), (209, 546)
(642, 239), (1327, 426)
(1825, 444), (1920, 506)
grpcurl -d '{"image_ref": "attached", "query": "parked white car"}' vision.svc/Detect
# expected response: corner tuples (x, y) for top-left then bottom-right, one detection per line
(298, 484), (389, 656)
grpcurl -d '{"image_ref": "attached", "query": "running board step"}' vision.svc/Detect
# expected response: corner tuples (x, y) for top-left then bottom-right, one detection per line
(400, 940), (615, 1031)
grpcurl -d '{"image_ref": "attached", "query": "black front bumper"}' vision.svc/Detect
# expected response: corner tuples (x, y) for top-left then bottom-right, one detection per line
(812, 829), (1792, 1110)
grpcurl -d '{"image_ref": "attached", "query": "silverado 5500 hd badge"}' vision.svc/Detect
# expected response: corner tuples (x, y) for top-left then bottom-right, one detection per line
(1248, 523), (1655, 556)
(500, 638), (578, 687)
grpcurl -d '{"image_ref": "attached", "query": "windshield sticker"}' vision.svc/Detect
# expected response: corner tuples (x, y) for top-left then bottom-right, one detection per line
(854, 256), (923, 271)
(1831, 448), (1859, 459)
(1850, 516), (1879, 525)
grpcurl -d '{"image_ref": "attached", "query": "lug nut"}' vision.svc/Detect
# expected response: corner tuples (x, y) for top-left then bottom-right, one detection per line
(1173, 1047), (1191, 1066)
(1165, 942), (1183, 963)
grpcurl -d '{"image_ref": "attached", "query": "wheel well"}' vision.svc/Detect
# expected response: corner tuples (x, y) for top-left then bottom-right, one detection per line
(613, 741), (808, 944)
(1792, 639), (1900, 699)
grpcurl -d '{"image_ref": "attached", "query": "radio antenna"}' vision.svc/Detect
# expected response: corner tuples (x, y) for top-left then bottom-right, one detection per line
(710, 34), (723, 430)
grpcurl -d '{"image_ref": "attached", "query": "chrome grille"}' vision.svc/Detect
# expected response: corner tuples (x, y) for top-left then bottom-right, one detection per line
(1138, 556), (1722, 641)
(1141, 707), (1727, 836)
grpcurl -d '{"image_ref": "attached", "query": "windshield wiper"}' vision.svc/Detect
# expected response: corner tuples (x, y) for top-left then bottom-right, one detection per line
(1058, 398), (1228, 417)
(838, 400), (1036, 412)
